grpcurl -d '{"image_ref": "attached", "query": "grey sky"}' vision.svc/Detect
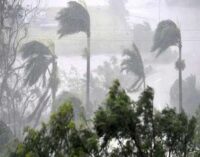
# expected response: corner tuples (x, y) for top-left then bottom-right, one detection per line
(42, 0), (108, 7)
(29, 0), (200, 110)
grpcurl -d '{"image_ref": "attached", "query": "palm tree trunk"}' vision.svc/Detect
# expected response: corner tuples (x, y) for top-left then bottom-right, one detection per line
(178, 42), (183, 113)
(52, 59), (57, 106)
(86, 36), (91, 116)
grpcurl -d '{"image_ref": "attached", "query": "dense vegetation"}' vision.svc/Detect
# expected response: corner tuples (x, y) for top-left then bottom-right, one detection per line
(8, 81), (199, 157)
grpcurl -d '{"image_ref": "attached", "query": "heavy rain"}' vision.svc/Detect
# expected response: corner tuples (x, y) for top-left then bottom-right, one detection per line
(0, 0), (200, 156)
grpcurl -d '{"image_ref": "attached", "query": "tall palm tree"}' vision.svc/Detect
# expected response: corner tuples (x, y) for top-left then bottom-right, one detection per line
(21, 41), (59, 126)
(121, 43), (146, 92)
(56, 1), (91, 113)
(151, 20), (185, 112)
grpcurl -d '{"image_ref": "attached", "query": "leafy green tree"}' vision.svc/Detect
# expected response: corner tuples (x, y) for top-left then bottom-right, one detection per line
(121, 43), (146, 92)
(11, 81), (198, 157)
(156, 108), (196, 157)
(152, 20), (184, 113)
(14, 102), (99, 157)
(94, 80), (197, 157)
(158, 108), (183, 156)
(52, 91), (85, 128)
(94, 80), (156, 157)
(56, 1), (91, 115)
(194, 107), (200, 156)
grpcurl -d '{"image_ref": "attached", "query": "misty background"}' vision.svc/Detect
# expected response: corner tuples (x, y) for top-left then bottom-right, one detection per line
(27, 0), (200, 111)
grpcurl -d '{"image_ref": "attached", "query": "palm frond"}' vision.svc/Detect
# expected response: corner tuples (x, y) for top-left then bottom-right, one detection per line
(121, 44), (145, 78)
(121, 44), (146, 92)
(151, 20), (181, 57)
(56, 1), (90, 38)
(21, 41), (52, 59)
(21, 41), (54, 87)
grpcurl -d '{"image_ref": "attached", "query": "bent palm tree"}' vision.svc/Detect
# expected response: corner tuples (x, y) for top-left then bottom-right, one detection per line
(151, 20), (184, 112)
(21, 41), (56, 87)
(56, 1), (91, 114)
(121, 43), (145, 92)
(21, 41), (59, 126)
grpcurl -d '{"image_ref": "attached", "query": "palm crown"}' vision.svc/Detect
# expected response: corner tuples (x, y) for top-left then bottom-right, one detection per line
(56, 1), (90, 38)
(121, 43), (145, 92)
(151, 20), (181, 57)
(21, 41), (56, 87)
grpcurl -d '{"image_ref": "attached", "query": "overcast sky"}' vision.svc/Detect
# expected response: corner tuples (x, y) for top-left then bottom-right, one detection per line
(39, 0), (176, 27)
(42, 0), (108, 7)
(33, 0), (200, 109)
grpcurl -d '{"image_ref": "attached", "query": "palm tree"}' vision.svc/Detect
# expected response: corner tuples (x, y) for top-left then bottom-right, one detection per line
(121, 43), (146, 92)
(56, 1), (91, 114)
(21, 41), (59, 126)
(151, 20), (185, 112)
(21, 41), (57, 87)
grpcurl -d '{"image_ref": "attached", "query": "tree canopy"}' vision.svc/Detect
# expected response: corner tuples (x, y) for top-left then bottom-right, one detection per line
(12, 81), (198, 157)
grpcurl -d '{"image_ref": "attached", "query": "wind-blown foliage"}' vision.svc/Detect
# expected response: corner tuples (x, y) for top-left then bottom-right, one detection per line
(94, 80), (197, 157)
(94, 80), (155, 157)
(14, 103), (99, 157)
(12, 81), (198, 157)
(52, 91), (84, 126)
(151, 20), (181, 57)
(21, 41), (59, 128)
(194, 107), (200, 155)
(56, 1), (90, 38)
(21, 41), (56, 87)
(121, 43), (145, 92)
